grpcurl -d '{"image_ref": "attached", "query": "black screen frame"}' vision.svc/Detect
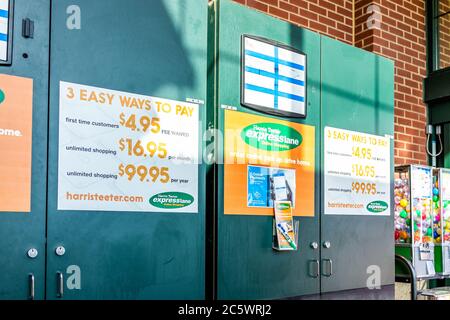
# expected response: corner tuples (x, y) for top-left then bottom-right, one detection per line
(0, 0), (13, 66)
(240, 34), (308, 119)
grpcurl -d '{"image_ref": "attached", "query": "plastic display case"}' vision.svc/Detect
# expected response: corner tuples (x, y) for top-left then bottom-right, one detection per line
(395, 165), (435, 278)
(433, 168), (450, 275)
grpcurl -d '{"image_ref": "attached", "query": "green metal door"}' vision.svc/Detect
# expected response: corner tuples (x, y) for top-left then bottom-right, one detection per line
(213, 0), (321, 299)
(0, 0), (49, 300)
(46, 0), (207, 299)
(320, 36), (395, 295)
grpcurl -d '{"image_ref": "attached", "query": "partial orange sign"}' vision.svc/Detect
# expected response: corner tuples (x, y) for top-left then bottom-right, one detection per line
(224, 110), (315, 216)
(0, 74), (33, 212)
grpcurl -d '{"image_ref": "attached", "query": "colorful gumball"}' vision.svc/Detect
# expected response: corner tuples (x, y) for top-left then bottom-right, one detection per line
(400, 231), (408, 240)
(400, 199), (408, 208)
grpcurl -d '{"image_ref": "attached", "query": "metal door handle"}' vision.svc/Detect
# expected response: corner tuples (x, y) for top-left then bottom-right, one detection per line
(322, 259), (333, 277)
(57, 271), (64, 298)
(308, 260), (320, 278)
(22, 18), (34, 39)
(28, 274), (35, 300)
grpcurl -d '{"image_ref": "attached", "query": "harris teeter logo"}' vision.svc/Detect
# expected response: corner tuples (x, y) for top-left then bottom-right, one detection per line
(150, 192), (194, 209)
(241, 123), (302, 151)
(367, 201), (389, 213)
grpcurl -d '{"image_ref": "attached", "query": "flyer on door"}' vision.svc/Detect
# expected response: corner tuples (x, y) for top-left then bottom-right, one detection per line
(273, 201), (297, 251)
(0, 74), (33, 212)
(324, 126), (391, 216)
(224, 110), (315, 217)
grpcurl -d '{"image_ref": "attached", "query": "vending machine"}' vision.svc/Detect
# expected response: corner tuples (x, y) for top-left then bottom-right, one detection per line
(432, 168), (450, 275)
(395, 165), (436, 278)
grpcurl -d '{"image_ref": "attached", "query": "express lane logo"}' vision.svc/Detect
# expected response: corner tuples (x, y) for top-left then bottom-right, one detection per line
(241, 122), (302, 151)
(149, 192), (194, 209)
(366, 201), (389, 213)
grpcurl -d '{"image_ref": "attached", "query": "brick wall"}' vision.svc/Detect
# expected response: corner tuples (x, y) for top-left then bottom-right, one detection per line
(355, 0), (427, 165)
(233, 0), (429, 165)
(234, 0), (355, 44)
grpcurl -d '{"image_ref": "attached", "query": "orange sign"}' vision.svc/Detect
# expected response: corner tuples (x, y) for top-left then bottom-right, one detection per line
(0, 74), (33, 212)
(224, 110), (315, 216)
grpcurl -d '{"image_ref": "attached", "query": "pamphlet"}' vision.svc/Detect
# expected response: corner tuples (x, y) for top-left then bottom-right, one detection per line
(273, 201), (298, 251)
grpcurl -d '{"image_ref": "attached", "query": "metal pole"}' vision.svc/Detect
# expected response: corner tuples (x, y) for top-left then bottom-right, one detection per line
(432, 133), (437, 167)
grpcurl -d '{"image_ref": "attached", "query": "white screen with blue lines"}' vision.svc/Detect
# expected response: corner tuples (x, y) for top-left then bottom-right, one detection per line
(243, 36), (306, 116)
(0, 0), (9, 62)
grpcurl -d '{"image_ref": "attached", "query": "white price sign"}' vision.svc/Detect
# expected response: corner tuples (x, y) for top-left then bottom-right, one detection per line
(324, 126), (391, 216)
(58, 81), (199, 213)
(442, 169), (450, 201)
(411, 166), (432, 199)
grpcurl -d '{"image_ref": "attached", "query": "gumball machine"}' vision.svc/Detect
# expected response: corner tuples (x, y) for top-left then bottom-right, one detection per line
(432, 168), (450, 275)
(395, 165), (435, 278)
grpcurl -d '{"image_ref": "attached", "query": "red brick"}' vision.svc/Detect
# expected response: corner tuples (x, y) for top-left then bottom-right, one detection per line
(268, 6), (289, 19)
(246, 0), (269, 12)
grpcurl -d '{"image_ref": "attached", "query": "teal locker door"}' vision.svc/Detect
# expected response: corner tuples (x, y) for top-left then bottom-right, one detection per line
(0, 0), (49, 300)
(214, 0), (321, 299)
(46, 0), (207, 299)
(320, 36), (395, 295)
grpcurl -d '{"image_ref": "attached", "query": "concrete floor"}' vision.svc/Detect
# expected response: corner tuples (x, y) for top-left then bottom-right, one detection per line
(395, 280), (428, 300)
